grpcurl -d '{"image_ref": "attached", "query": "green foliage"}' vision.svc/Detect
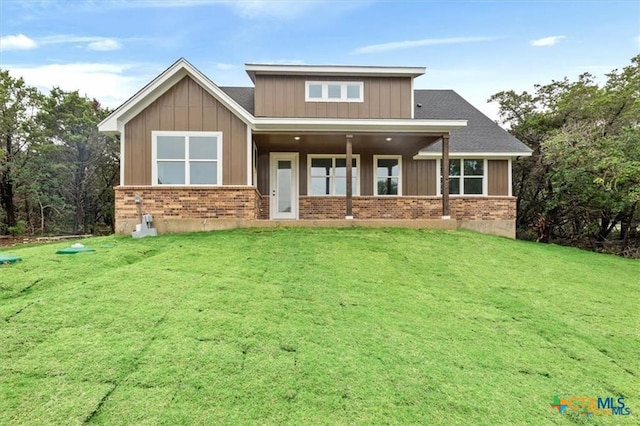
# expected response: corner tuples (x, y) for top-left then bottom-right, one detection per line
(491, 55), (640, 252)
(0, 70), (118, 235)
(1, 228), (638, 424)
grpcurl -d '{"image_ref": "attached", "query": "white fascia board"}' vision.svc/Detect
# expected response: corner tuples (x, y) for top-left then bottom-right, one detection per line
(98, 58), (253, 134)
(413, 151), (533, 159)
(245, 64), (425, 82)
(251, 118), (467, 133)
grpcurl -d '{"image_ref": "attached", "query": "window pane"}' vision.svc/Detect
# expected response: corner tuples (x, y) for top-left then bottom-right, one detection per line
(334, 177), (356, 195)
(327, 84), (341, 99)
(377, 177), (398, 195)
(157, 136), (185, 159)
(448, 159), (461, 176)
(377, 158), (399, 177)
(190, 161), (217, 184)
(335, 158), (357, 177)
(346, 84), (361, 99)
(311, 177), (330, 195)
(464, 177), (483, 194)
(277, 161), (292, 212)
(311, 158), (332, 176)
(308, 84), (322, 99)
(444, 177), (460, 195)
(190, 136), (217, 160)
(157, 161), (185, 184)
(464, 159), (484, 176)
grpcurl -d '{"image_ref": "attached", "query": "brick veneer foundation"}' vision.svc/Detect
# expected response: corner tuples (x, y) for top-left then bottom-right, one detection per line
(115, 188), (516, 237)
(294, 196), (515, 221)
(115, 186), (260, 234)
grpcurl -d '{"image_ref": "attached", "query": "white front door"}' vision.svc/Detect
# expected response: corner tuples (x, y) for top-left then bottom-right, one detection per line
(270, 153), (298, 219)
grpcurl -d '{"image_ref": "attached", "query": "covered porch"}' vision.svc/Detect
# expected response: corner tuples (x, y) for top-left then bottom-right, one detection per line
(252, 131), (455, 220)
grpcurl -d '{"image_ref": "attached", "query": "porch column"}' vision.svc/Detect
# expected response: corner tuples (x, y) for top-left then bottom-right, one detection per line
(346, 134), (353, 219)
(442, 134), (451, 219)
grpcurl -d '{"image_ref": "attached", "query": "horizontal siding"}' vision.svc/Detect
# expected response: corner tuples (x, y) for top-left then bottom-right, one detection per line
(255, 75), (412, 119)
(124, 76), (247, 185)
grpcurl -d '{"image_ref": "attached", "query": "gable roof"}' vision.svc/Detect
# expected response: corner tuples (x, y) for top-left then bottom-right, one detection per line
(413, 90), (532, 155)
(98, 58), (254, 134)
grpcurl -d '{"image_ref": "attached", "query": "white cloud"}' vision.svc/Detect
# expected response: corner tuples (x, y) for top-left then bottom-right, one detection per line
(354, 37), (500, 54)
(87, 39), (122, 51)
(214, 63), (236, 70)
(0, 34), (38, 51)
(5, 63), (151, 108)
(40, 35), (123, 51)
(530, 35), (566, 47)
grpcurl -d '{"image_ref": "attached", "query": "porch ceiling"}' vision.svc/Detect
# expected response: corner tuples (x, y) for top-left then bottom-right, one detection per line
(253, 132), (442, 153)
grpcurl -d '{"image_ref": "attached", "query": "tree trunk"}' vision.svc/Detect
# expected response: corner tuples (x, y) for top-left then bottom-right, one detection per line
(1, 133), (17, 231)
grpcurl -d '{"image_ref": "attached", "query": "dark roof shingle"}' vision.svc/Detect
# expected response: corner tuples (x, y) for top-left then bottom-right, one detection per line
(414, 90), (531, 154)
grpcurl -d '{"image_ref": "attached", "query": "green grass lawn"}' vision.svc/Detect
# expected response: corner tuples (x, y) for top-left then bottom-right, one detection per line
(1, 228), (638, 425)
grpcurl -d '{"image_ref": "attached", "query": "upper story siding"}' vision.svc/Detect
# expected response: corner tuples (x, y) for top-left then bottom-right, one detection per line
(254, 75), (413, 119)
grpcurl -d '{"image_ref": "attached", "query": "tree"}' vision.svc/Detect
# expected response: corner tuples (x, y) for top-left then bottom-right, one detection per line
(490, 55), (640, 254)
(39, 89), (117, 234)
(0, 70), (44, 233)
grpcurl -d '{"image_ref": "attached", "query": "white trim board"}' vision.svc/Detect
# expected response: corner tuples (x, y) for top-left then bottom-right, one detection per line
(99, 58), (253, 134)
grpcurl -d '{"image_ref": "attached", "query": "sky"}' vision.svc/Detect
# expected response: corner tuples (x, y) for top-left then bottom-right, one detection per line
(1, 0), (638, 122)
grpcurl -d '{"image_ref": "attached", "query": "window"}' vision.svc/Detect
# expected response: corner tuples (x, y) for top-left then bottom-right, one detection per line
(374, 155), (402, 195)
(305, 81), (364, 102)
(309, 155), (359, 195)
(439, 159), (485, 195)
(152, 131), (222, 185)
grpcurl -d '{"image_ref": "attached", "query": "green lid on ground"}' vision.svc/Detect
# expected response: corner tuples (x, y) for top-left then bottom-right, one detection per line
(56, 245), (96, 254)
(0, 254), (22, 264)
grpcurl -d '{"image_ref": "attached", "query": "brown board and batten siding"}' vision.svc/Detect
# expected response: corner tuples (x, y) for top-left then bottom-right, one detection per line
(256, 146), (437, 197)
(488, 160), (509, 196)
(254, 75), (412, 119)
(124, 76), (247, 185)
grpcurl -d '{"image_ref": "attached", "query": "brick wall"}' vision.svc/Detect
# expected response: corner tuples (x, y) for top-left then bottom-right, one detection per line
(297, 196), (515, 220)
(115, 189), (514, 234)
(115, 186), (260, 222)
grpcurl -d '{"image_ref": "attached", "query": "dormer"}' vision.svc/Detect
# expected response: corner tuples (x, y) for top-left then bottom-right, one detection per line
(245, 64), (425, 119)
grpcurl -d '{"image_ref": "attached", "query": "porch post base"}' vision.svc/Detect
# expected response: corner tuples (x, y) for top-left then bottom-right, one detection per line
(345, 215), (354, 220)
(441, 215), (451, 220)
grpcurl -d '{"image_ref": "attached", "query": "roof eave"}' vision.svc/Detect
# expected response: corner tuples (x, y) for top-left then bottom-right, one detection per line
(245, 64), (426, 83)
(252, 118), (466, 133)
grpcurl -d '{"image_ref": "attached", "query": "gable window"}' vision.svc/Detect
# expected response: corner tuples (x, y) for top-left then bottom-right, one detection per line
(374, 155), (402, 195)
(305, 81), (364, 102)
(152, 131), (222, 185)
(309, 155), (360, 195)
(439, 159), (485, 195)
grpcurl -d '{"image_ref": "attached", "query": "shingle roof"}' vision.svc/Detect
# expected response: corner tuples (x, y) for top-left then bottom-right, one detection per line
(219, 86), (531, 154)
(219, 86), (255, 115)
(414, 90), (531, 154)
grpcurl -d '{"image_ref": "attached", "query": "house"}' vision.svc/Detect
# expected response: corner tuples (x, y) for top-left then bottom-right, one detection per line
(98, 58), (532, 238)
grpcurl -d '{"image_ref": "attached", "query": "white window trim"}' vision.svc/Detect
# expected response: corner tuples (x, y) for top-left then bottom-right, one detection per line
(305, 81), (364, 103)
(373, 155), (402, 196)
(152, 130), (223, 186)
(307, 154), (361, 196)
(437, 158), (488, 196)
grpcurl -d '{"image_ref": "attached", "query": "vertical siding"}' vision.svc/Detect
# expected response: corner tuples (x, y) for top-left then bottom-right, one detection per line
(404, 158), (436, 196)
(124, 76), (247, 185)
(254, 75), (412, 118)
(488, 160), (509, 195)
(256, 144), (437, 197)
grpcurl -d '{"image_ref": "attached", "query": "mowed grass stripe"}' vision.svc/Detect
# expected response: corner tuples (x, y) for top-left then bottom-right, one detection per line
(0, 228), (638, 425)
